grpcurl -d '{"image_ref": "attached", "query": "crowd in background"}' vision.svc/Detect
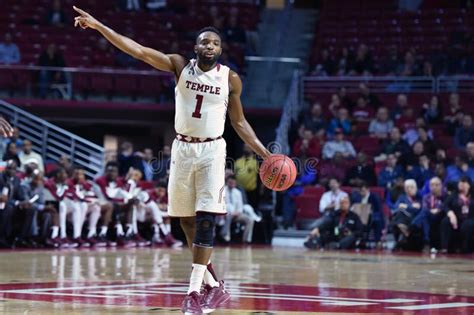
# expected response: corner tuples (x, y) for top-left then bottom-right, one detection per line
(288, 87), (474, 253)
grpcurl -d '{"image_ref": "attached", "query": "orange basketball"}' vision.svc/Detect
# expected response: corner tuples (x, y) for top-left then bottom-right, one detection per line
(259, 154), (297, 191)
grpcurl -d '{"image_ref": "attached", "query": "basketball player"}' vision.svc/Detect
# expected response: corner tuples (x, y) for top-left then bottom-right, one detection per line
(74, 6), (271, 314)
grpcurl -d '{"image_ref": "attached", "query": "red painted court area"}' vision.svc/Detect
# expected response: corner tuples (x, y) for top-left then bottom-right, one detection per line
(0, 281), (473, 314)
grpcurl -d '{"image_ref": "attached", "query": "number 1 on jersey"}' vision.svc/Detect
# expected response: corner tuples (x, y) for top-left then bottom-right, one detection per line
(192, 94), (204, 119)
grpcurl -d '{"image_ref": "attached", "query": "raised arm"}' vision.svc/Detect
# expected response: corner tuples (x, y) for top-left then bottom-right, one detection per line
(73, 6), (187, 77)
(228, 70), (271, 159)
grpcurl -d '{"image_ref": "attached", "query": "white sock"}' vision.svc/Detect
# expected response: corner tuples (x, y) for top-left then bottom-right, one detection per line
(87, 228), (96, 239)
(187, 264), (207, 294)
(152, 224), (160, 236)
(51, 226), (59, 239)
(203, 260), (219, 288)
(125, 224), (134, 237)
(116, 224), (124, 236)
(72, 206), (83, 239)
(99, 226), (108, 237)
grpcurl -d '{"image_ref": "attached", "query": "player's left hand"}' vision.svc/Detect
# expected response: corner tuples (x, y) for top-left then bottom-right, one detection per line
(0, 117), (13, 137)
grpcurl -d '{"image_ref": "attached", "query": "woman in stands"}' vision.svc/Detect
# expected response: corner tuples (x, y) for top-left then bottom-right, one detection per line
(440, 176), (474, 253)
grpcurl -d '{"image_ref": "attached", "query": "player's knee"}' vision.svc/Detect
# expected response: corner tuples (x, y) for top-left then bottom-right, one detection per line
(193, 212), (216, 248)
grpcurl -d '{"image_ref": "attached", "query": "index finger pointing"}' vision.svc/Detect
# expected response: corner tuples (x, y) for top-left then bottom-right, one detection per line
(73, 6), (88, 16)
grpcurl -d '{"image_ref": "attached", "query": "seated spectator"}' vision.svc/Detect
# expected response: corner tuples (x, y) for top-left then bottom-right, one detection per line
(292, 128), (321, 159)
(327, 108), (351, 137)
(440, 177), (474, 253)
(351, 182), (385, 245)
(318, 178), (348, 216)
(220, 176), (255, 244)
(223, 16), (246, 44)
(379, 127), (411, 159)
(422, 95), (442, 124)
(454, 114), (474, 149)
(37, 44), (66, 98)
(304, 196), (363, 250)
(416, 127), (437, 156)
(302, 102), (326, 136)
(3, 142), (21, 167)
(400, 140), (425, 170)
(281, 158), (316, 229)
(18, 140), (44, 173)
(5, 127), (23, 148)
(390, 179), (421, 249)
(369, 107), (394, 139)
(322, 128), (356, 159)
(443, 93), (462, 127)
(411, 177), (445, 252)
(118, 141), (142, 176)
(445, 156), (474, 184)
(405, 154), (434, 188)
(46, 0), (67, 27)
(446, 111), (464, 137)
(350, 44), (373, 75)
(311, 49), (336, 76)
(0, 160), (29, 248)
(0, 33), (20, 65)
(352, 97), (374, 122)
(386, 176), (407, 211)
(318, 152), (347, 186)
(396, 107), (416, 132)
(396, 50), (419, 76)
(328, 94), (342, 117)
(391, 94), (408, 120)
(402, 118), (433, 146)
(338, 86), (355, 110)
(433, 148), (451, 167)
(467, 142), (474, 167)
(359, 83), (381, 109)
(345, 152), (376, 186)
(378, 154), (404, 189)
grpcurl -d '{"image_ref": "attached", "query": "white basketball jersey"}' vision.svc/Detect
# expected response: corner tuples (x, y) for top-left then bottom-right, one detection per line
(175, 59), (230, 138)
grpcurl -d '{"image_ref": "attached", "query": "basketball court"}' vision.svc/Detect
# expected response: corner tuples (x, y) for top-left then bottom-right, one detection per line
(0, 247), (473, 314)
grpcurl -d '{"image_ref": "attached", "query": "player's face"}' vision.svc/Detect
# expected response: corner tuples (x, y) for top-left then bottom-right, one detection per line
(73, 169), (85, 182)
(106, 166), (118, 181)
(195, 32), (222, 66)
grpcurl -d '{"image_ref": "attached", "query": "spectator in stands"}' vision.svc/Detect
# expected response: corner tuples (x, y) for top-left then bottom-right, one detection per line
(467, 142), (474, 167)
(378, 154), (403, 189)
(281, 158), (316, 229)
(413, 127), (437, 155)
(318, 152), (347, 186)
(434, 148), (451, 167)
(312, 49), (336, 76)
(390, 179), (421, 249)
(386, 176), (406, 211)
(327, 108), (351, 137)
(369, 107), (394, 139)
(304, 196), (363, 250)
(440, 176), (474, 253)
(302, 102), (326, 136)
(336, 48), (354, 76)
(319, 178), (348, 215)
(397, 50), (419, 76)
(380, 127), (411, 159)
(136, 148), (157, 182)
(411, 177), (445, 252)
(154, 144), (171, 181)
(338, 86), (355, 110)
(351, 44), (373, 75)
(396, 107), (416, 132)
(5, 127), (23, 148)
(0, 160), (27, 248)
(405, 154), (434, 188)
(328, 94), (342, 117)
(422, 95), (443, 124)
(3, 142), (21, 167)
(400, 140), (425, 171)
(454, 114), (474, 148)
(345, 152), (376, 186)
(223, 15), (246, 44)
(221, 176), (255, 244)
(0, 33), (20, 65)
(118, 141), (141, 176)
(322, 128), (356, 159)
(444, 93), (463, 135)
(293, 128), (321, 159)
(445, 155), (474, 184)
(19, 140), (44, 173)
(351, 182), (385, 245)
(391, 94), (408, 120)
(402, 118), (430, 146)
(358, 83), (381, 109)
(352, 97), (374, 122)
(37, 44), (66, 98)
(46, 0), (67, 27)
(235, 144), (259, 209)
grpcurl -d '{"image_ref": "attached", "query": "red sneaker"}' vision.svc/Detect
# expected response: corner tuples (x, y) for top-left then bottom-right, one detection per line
(164, 234), (183, 248)
(181, 291), (203, 314)
(201, 281), (230, 313)
(74, 238), (90, 248)
(133, 234), (151, 247)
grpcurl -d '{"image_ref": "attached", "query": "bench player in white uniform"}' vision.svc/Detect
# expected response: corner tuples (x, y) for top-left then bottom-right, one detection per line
(74, 7), (271, 314)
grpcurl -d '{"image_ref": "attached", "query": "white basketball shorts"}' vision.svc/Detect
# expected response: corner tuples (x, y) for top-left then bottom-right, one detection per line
(167, 138), (227, 217)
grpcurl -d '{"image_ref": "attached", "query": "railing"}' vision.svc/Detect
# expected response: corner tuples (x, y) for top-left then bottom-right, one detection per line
(302, 75), (474, 94)
(0, 100), (105, 178)
(274, 70), (301, 155)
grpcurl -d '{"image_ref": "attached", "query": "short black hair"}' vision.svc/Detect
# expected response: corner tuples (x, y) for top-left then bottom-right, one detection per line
(196, 26), (221, 42)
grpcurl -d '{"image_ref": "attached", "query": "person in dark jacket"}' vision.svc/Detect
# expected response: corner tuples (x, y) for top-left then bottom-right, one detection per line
(351, 182), (384, 243)
(440, 176), (474, 253)
(304, 196), (363, 250)
(345, 152), (376, 186)
(2, 142), (21, 167)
